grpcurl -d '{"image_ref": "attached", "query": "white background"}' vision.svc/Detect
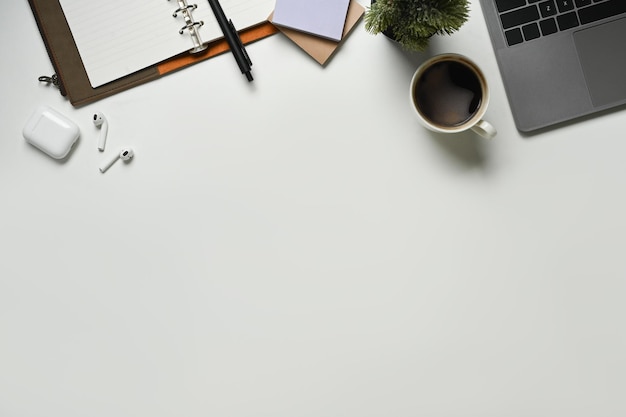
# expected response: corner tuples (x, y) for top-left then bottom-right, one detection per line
(1, 1), (625, 416)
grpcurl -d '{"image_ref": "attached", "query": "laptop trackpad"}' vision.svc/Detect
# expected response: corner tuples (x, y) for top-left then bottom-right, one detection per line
(574, 18), (626, 108)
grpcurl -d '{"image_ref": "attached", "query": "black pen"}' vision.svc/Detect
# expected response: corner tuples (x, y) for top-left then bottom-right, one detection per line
(207, 0), (253, 82)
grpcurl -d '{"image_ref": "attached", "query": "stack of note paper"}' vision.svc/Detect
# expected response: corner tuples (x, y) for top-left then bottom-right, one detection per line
(270, 0), (364, 65)
(272, 0), (351, 41)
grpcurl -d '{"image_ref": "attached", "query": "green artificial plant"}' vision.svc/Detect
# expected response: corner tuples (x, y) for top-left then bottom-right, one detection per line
(365, 0), (470, 51)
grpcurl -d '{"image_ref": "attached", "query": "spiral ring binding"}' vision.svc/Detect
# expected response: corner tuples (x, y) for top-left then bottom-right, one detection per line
(169, 0), (208, 53)
(179, 21), (204, 35)
(173, 4), (197, 17)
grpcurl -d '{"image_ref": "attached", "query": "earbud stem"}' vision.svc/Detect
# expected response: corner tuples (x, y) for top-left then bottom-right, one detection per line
(97, 122), (108, 151)
(99, 153), (119, 173)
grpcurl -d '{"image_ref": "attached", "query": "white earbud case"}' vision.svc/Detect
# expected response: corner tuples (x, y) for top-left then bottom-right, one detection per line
(23, 105), (80, 159)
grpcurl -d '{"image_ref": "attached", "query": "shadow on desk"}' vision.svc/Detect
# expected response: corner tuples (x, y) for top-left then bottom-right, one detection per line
(425, 128), (489, 170)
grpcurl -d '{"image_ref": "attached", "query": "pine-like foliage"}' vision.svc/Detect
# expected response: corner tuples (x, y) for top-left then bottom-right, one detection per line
(365, 0), (470, 51)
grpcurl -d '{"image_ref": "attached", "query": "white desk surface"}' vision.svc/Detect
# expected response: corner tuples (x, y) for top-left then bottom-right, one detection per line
(2, 1), (625, 416)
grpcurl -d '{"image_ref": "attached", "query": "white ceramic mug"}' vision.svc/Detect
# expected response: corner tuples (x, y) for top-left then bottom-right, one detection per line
(410, 54), (496, 139)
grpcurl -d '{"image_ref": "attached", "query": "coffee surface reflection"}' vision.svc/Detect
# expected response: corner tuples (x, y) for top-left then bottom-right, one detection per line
(413, 61), (482, 128)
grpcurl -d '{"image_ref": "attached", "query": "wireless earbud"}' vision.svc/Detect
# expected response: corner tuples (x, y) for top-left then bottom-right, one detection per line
(99, 148), (134, 173)
(93, 112), (108, 151)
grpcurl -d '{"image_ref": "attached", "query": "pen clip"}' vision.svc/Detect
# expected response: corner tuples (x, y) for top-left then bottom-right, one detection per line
(228, 19), (252, 67)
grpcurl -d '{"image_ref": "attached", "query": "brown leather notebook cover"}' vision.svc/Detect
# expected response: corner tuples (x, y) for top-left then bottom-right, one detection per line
(28, 0), (278, 107)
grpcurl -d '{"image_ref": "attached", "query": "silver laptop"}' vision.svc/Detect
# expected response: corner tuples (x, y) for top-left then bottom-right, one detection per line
(479, 0), (626, 132)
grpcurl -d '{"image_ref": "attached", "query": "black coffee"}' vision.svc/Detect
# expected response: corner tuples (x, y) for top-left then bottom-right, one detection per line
(413, 60), (483, 127)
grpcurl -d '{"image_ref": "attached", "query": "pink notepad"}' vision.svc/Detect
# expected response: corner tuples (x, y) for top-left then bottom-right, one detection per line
(272, 0), (351, 41)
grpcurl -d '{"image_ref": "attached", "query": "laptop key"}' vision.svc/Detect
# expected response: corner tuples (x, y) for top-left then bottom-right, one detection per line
(501, 5), (541, 29)
(505, 28), (524, 45)
(557, 11), (579, 29)
(540, 18), (558, 35)
(555, 0), (575, 12)
(578, 0), (626, 25)
(522, 23), (541, 40)
(496, 0), (527, 13)
(539, 0), (558, 17)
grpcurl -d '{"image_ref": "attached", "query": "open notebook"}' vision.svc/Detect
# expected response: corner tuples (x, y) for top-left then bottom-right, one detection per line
(59, 0), (275, 88)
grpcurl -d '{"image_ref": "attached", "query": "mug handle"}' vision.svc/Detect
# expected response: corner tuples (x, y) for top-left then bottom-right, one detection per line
(471, 120), (497, 139)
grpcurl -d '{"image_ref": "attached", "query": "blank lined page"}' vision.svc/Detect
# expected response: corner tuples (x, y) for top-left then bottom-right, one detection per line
(59, 0), (274, 88)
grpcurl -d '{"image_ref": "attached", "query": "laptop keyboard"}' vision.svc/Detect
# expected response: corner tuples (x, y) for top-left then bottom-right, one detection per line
(497, 0), (626, 46)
